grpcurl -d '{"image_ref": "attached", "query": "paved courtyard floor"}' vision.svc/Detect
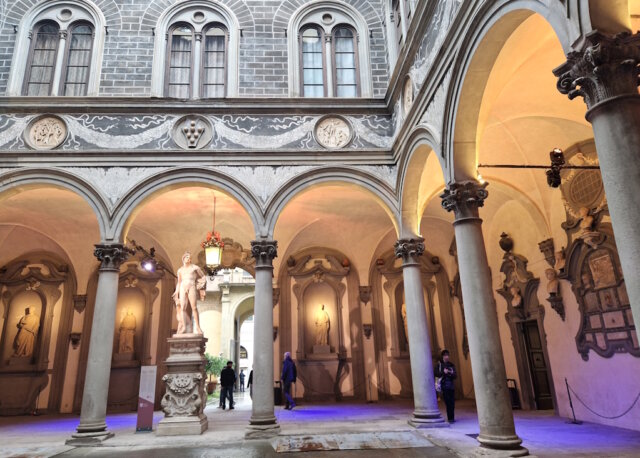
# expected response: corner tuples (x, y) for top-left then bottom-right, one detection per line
(0, 393), (639, 457)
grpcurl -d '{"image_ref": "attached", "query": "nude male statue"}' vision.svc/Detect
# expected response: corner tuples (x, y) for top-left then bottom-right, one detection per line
(172, 251), (207, 335)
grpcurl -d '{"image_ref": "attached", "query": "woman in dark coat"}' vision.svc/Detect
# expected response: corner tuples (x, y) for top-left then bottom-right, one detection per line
(435, 349), (457, 422)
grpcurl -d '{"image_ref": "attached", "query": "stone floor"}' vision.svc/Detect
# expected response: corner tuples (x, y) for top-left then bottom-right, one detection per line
(0, 393), (639, 457)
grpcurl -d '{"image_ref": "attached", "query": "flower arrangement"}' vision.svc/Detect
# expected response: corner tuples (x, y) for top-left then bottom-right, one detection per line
(201, 231), (224, 249)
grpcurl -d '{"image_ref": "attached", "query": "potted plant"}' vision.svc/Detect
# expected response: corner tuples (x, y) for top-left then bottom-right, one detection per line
(205, 353), (226, 394)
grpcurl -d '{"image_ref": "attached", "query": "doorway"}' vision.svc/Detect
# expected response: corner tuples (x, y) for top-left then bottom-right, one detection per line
(521, 320), (553, 410)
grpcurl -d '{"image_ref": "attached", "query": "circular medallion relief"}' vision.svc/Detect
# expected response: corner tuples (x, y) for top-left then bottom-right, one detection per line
(403, 76), (414, 114)
(25, 115), (68, 150)
(58, 8), (73, 21)
(193, 11), (206, 23)
(315, 116), (352, 149)
(173, 115), (213, 150)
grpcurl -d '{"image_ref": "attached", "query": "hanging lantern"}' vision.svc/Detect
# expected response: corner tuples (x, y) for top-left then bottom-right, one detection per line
(201, 193), (224, 274)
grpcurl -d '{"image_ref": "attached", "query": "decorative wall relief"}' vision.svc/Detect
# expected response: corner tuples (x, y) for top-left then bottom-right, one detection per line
(314, 116), (353, 149)
(538, 238), (566, 320)
(402, 76), (414, 115)
(173, 116), (213, 150)
(25, 115), (67, 150)
(558, 141), (638, 360)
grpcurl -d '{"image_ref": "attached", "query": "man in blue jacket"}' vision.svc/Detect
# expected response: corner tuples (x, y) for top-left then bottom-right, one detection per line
(281, 352), (297, 410)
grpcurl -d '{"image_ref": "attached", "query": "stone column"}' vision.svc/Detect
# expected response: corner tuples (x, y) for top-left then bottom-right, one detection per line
(51, 30), (68, 96)
(554, 31), (640, 340)
(394, 238), (445, 428)
(192, 32), (202, 99)
(67, 244), (129, 445)
(441, 182), (528, 457)
(246, 240), (280, 438)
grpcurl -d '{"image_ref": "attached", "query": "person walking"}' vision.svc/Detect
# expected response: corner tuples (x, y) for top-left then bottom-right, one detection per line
(281, 352), (297, 410)
(239, 369), (246, 392)
(220, 361), (236, 410)
(247, 369), (253, 399)
(435, 349), (457, 423)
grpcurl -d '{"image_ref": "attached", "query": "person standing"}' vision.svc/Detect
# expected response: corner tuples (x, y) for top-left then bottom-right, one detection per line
(239, 369), (246, 392)
(247, 369), (253, 399)
(435, 349), (457, 423)
(220, 361), (236, 410)
(281, 352), (297, 410)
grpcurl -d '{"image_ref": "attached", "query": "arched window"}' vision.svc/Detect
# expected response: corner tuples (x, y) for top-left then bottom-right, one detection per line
(332, 26), (358, 97)
(153, 3), (238, 98)
(23, 21), (60, 96)
(300, 26), (325, 97)
(201, 24), (228, 98)
(166, 24), (194, 98)
(61, 22), (95, 96)
(288, 3), (372, 97)
(9, 2), (105, 96)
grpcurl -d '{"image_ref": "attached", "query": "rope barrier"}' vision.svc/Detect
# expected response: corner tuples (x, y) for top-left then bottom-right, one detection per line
(566, 379), (640, 420)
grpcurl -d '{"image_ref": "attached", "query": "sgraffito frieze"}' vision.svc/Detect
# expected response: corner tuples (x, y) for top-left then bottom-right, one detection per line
(0, 114), (393, 152)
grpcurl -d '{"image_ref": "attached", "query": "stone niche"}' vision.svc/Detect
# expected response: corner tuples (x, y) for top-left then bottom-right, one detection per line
(0, 260), (67, 415)
(107, 264), (161, 412)
(284, 250), (365, 401)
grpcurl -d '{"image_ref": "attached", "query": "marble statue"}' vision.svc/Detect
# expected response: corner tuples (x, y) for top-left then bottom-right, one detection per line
(578, 207), (594, 233)
(12, 307), (40, 358)
(118, 309), (136, 354)
(510, 286), (523, 308)
(314, 304), (330, 346)
(545, 269), (559, 296)
(401, 303), (409, 343)
(172, 251), (207, 335)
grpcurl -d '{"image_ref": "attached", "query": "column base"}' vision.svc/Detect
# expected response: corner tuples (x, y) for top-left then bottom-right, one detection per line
(157, 414), (208, 436)
(474, 445), (530, 457)
(246, 415), (280, 439)
(408, 410), (448, 428)
(475, 434), (529, 457)
(65, 430), (114, 446)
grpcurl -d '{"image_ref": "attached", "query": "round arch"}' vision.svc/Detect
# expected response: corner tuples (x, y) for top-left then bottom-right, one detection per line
(0, 168), (110, 241)
(110, 168), (264, 243)
(265, 167), (400, 238)
(398, 127), (447, 237)
(443, 1), (574, 182)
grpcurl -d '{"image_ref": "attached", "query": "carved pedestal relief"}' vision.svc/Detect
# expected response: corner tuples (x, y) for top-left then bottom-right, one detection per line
(558, 141), (638, 360)
(498, 233), (556, 411)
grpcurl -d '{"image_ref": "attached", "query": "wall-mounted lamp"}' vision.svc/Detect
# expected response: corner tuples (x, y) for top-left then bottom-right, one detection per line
(363, 323), (372, 339)
(69, 332), (81, 349)
(127, 239), (176, 278)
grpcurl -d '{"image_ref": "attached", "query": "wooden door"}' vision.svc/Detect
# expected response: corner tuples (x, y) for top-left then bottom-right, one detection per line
(522, 321), (554, 410)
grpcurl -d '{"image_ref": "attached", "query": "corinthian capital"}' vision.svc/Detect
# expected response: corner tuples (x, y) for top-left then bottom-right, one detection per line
(553, 31), (640, 110)
(94, 244), (131, 272)
(394, 238), (425, 266)
(251, 240), (278, 267)
(440, 180), (488, 221)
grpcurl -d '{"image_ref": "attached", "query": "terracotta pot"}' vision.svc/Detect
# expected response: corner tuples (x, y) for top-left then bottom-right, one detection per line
(207, 381), (217, 395)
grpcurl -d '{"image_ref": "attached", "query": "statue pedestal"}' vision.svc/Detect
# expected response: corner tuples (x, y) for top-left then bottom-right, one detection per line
(156, 334), (208, 436)
(312, 344), (330, 354)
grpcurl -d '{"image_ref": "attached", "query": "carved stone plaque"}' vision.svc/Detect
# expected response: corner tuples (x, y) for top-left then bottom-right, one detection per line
(314, 116), (352, 149)
(173, 115), (213, 150)
(25, 116), (67, 150)
(403, 76), (414, 114)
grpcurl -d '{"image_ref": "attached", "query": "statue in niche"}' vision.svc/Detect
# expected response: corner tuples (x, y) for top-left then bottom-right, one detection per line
(545, 269), (560, 296)
(173, 251), (207, 335)
(510, 286), (523, 308)
(578, 207), (601, 249)
(401, 303), (409, 344)
(12, 307), (40, 358)
(118, 309), (136, 354)
(314, 304), (330, 346)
